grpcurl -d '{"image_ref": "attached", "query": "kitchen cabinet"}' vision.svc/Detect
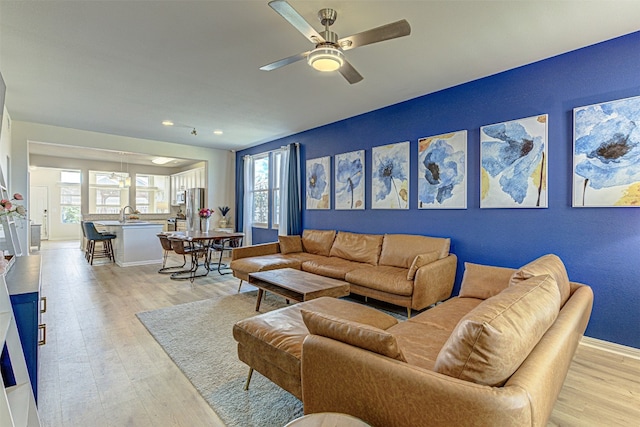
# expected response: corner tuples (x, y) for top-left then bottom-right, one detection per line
(171, 167), (205, 205)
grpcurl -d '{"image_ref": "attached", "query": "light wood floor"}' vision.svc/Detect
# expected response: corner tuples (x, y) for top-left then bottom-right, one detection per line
(35, 240), (640, 426)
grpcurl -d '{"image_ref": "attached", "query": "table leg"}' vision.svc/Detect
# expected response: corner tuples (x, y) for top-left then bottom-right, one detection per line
(255, 288), (264, 311)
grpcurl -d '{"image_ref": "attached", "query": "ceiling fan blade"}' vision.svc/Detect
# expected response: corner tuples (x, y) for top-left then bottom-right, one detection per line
(268, 0), (326, 44)
(338, 19), (411, 51)
(339, 59), (364, 84)
(260, 51), (310, 71)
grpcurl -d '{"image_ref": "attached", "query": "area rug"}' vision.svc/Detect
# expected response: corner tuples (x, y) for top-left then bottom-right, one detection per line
(136, 291), (303, 427)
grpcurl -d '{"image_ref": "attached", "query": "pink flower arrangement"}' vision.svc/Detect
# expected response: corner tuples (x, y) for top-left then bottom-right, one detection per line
(198, 208), (212, 219)
(0, 193), (26, 219)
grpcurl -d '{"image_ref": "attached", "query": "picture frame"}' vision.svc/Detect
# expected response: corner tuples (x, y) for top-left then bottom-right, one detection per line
(418, 131), (467, 209)
(573, 95), (640, 207)
(335, 150), (365, 210)
(371, 141), (409, 209)
(306, 156), (331, 209)
(480, 114), (548, 208)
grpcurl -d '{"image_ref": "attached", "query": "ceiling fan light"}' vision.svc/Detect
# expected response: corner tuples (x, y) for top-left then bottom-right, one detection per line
(307, 47), (344, 72)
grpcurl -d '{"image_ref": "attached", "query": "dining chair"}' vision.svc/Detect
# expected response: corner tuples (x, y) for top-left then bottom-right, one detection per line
(82, 221), (116, 265)
(168, 236), (209, 282)
(209, 235), (243, 275)
(156, 233), (187, 274)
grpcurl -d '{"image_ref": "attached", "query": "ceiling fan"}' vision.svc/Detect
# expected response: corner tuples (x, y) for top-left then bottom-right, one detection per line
(260, 0), (411, 84)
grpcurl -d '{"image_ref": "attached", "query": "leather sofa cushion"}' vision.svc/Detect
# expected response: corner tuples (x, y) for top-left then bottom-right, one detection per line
(302, 229), (336, 256)
(406, 251), (440, 280)
(458, 262), (516, 299)
(510, 254), (571, 307)
(302, 257), (366, 280)
(329, 231), (383, 265)
(434, 274), (561, 386)
(301, 309), (406, 362)
(279, 235), (303, 254)
(389, 298), (483, 370)
(379, 234), (450, 268)
(346, 265), (414, 296)
(230, 254), (301, 275)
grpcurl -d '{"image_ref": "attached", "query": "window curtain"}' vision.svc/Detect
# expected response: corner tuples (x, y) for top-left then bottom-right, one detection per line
(242, 155), (253, 246)
(279, 143), (301, 236)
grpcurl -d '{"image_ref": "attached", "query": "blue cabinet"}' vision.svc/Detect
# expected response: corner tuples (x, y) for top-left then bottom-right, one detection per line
(1, 255), (43, 401)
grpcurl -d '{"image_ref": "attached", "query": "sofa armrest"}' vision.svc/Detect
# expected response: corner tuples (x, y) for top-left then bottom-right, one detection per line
(231, 242), (280, 260)
(301, 334), (532, 427)
(411, 254), (457, 310)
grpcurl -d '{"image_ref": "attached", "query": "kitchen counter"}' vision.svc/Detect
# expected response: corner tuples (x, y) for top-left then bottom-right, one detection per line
(95, 221), (163, 267)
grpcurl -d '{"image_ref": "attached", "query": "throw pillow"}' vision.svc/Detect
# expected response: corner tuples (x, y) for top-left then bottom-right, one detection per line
(279, 235), (303, 254)
(406, 251), (440, 280)
(510, 254), (571, 307)
(434, 274), (560, 386)
(458, 262), (516, 299)
(301, 309), (406, 362)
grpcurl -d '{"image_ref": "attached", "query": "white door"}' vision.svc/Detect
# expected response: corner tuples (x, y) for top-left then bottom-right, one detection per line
(29, 186), (49, 240)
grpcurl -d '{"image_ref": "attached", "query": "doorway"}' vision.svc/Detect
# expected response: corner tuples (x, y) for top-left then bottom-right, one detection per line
(29, 186), (49, 240)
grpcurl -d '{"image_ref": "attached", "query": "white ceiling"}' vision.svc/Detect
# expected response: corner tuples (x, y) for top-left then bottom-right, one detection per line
(2, 1), (640, 156)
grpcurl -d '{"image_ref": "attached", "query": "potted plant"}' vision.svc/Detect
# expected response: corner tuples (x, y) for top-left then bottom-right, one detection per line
(218, 206), (230, 228)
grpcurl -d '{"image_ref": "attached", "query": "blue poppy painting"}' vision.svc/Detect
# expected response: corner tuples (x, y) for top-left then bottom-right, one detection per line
(306, 156), (330, 209)
(372, 141), (409, 209)
(418, 131), (467, 209)
(480, 115), (548, 208)
(335, 150), (365, 210)
(573, 95), (640, 207)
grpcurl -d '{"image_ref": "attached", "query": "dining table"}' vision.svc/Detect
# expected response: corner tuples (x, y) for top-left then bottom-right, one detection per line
(165, 230), (244, 280)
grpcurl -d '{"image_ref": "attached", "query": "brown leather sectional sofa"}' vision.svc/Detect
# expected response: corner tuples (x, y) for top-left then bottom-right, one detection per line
(300, 254), (594, 426)
(230, 229), (458, 315)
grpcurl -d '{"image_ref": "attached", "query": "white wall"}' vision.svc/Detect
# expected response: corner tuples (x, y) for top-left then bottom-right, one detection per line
(11, 120), (236, 247)
(0, 106), (10, 184)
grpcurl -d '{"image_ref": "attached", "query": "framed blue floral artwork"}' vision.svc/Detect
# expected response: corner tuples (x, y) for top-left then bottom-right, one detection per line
(480, 114), (548, 208)
(372, 141), (409, 209)
(306, 156), (331, 209)
(573, 95), (640, 207)
(418, 131), (467, 209)
(335, 150), (365, 210)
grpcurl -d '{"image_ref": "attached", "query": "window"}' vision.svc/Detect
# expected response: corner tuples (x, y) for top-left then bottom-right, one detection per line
(89, 170), (129, 214)
(252, 154), (269, 227)
(136, 174), (170, 213)
(60, 170), (81, 224)
(272, 151), (282, 229)
(251, 151), (282, 229)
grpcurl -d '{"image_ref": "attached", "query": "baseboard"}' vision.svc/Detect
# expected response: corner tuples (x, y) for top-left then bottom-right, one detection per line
(580, 336), (640, 361)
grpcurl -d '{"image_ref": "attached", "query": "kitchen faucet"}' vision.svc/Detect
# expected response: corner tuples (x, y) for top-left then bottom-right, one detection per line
(119, 205), (135, 223)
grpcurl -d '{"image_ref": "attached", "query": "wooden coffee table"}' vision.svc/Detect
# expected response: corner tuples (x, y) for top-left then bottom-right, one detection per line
(248, 268), (350, 311)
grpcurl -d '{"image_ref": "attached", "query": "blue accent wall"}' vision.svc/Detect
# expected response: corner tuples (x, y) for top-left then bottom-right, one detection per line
(237, 31), (640, 349)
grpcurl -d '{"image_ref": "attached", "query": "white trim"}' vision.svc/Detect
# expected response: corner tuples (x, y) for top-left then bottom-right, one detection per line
(580, 336), (640, 361)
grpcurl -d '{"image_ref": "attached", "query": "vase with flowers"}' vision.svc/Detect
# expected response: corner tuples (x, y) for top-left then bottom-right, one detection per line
(218, 206), (230, 228)
(0, 193), (26, 220)
(199, 207), (212, 232)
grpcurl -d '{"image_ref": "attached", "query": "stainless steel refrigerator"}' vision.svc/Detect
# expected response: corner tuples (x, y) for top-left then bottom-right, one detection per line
(185, 188), (205, 232)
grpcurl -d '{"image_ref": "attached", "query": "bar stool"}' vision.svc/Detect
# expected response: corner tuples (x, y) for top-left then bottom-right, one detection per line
(82, 221), (116, 265)
(157, 233), (187, 274)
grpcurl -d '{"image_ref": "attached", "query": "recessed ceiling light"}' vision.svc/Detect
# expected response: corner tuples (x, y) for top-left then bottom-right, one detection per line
(213, 129), (223, 135)
(162, 120), (174, 126)
(152, 157), (175, 165)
